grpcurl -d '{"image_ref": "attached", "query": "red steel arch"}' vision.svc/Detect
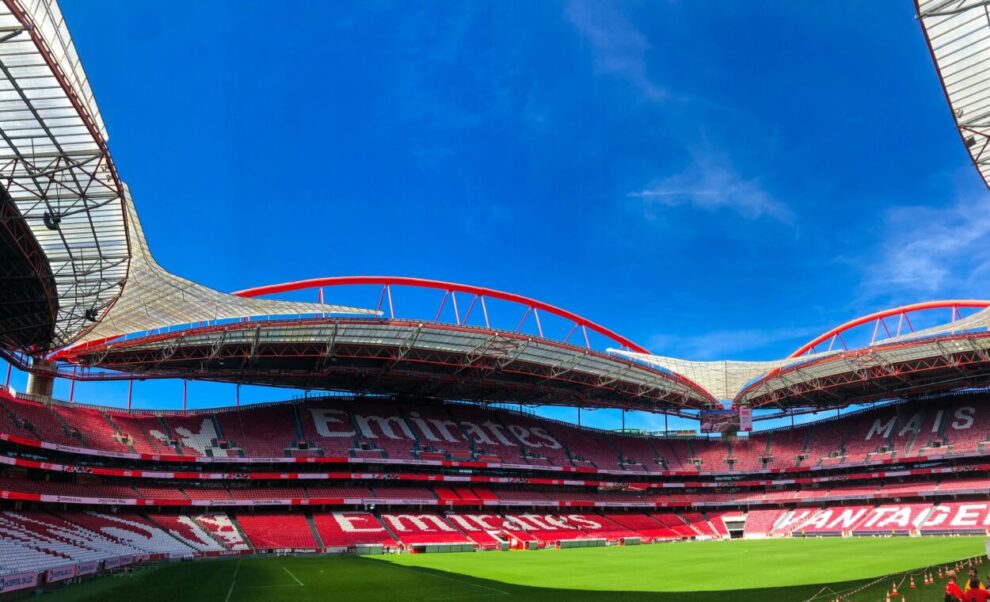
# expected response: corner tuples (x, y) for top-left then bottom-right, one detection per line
(233, 276), (650, 354)
(789, 300), (990, 358)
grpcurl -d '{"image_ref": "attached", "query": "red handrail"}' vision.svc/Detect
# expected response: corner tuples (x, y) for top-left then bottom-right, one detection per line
(789, 300), (990, 358)
(233, 276), (650, 353)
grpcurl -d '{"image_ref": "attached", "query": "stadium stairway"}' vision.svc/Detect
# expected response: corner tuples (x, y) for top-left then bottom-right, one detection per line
(152, 516), (214, 552)
(798, 423), (815, 466)
(154, 416), (182, 454)
(48, 407), (83, 447)
(288, 404), (303, 443)
(305, 513), (325, 548)
(898, 406), (923, 457)
(102, 411), (137, 454)
(702, 513), (723, 538)
(377, 514), (403, 545)
(760, 434), (772, 468)
(228, 516), (255, 551)
(210, 415), (229, 453)
(492, 411), (533, 464)
(440, 513), (474, 542)
(180, 516), (228, 551)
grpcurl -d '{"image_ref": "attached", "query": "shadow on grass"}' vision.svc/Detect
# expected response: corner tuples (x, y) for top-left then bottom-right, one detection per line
(354, 556), (886, 602)
(35, 555), (953, 602)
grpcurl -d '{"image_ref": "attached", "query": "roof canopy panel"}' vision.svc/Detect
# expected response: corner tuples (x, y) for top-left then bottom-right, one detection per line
(0, 0), (128, 350)
(918, 0), (990, 190)
(68, 189), (379, 347)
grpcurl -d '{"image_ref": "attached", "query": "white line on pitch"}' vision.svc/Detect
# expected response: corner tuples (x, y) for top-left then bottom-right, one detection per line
(224, 558), (242, 602)
(282, 565), (304, 586)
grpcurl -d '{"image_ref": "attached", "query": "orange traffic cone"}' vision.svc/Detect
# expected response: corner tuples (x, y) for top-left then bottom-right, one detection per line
(891, 581), (898, 596)
(938, 567), (944, 578)
(910, 575), (916, 589)
(884, 593), (890, 602)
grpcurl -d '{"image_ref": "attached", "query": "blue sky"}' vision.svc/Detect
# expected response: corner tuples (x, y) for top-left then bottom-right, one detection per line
(5, 0), (988, 432)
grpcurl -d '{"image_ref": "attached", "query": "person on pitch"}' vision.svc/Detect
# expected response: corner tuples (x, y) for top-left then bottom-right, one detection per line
(964, 568), (987, 597)
(946, 572), (965, 602)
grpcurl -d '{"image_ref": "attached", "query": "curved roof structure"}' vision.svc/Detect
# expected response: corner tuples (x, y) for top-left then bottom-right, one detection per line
(66, 190), (378, 348)
(234, 276), (651, 354)
(735, 331), (990, 409)
(57, 277), (719, 412)
(55, 317), (717, 412)
(918, 0), (990, 190)
(611, 302), (990, 408)
(602, 354), (805, 402)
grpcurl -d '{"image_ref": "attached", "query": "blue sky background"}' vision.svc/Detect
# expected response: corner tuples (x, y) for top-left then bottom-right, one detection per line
(4, 0), (988, 433)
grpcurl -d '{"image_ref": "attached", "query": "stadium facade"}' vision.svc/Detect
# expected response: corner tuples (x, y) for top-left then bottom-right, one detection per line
(1, 0), (990, 593)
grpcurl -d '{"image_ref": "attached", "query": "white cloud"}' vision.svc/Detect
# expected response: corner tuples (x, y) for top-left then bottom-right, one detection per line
(867, 193), (990, 297)
(629, 151), (793, 223)
(565, 0), (666, 102)
(648, 325), (822, 361)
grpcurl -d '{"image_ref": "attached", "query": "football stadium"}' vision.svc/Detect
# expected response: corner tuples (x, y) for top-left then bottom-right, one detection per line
(3, 1), (990, 600)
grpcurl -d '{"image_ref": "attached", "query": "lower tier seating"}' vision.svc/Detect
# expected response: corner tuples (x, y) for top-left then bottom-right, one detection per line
(2, 502), (990, 576)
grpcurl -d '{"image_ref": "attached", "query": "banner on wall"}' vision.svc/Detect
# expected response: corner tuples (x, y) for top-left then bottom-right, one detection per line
(739, 406), (753, 432)
(76, 561), (99, 576)
(0, 571), (38, 593)
(46, 565), (76, 583)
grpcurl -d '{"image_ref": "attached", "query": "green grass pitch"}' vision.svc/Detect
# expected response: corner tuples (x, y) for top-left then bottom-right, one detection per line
(39, 537), (986, 601)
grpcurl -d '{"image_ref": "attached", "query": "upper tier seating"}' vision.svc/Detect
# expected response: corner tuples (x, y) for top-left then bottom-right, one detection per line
(443, 405), (527, 464)
(765, 426), (810, 469)
(538, 419), (620, 470)
(400, 404), (475, 460)
(3, 391), (990, 474)
(158, 414), (229, 457)
(51, 406), (128, 453)
(689, 440), (730, 472)
(215, 405), (299, 458)
(608, 435), (660, 471)
(5, 401), (79, 446)
(105, 413), (176, 455)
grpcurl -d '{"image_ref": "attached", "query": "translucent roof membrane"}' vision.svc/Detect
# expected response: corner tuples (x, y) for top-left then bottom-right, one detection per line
(919, 0), (990, 189)
(71, 190), (378, 347)
(0, 0), (126, 349)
